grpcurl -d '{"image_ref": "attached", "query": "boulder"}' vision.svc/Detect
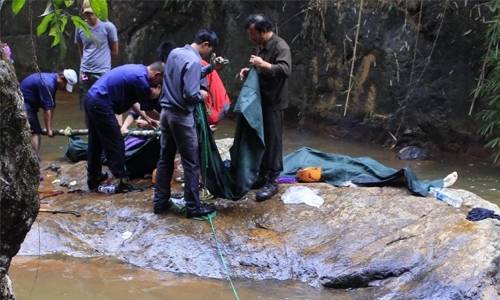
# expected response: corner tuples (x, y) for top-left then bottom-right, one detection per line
(0, 49), (40, 299)
(397, 146), (429, 160)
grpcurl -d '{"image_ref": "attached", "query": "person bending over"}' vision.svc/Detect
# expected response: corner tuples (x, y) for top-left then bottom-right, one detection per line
(20, 69), (78, 160)
(84, 62), (164, 192)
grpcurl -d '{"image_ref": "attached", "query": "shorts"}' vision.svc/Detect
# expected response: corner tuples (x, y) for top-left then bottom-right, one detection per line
(27, 110), (42, 134)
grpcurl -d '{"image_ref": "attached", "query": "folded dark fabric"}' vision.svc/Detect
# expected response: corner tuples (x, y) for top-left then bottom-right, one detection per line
(466, 207), (500, 221)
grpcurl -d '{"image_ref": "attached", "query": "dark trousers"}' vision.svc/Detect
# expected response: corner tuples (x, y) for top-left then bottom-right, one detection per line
(79, 72), (103, 110)
(154, 108), (201, 207)
(260, 109), (284, 178)
(84, 95), (128, 180)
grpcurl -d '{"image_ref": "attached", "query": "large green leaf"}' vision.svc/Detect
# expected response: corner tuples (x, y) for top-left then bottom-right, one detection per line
(59, 33), (67, 58)
(48, 26), (61, 47)
(37, 13), (54, 36)
(71, 15), (90, 38)
(12, 0), (26, 15)
(89, 0), (108, 22)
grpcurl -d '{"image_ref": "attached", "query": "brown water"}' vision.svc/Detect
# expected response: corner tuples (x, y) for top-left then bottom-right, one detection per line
(9, 257), (345, 300)
(17, 90), (500, 299)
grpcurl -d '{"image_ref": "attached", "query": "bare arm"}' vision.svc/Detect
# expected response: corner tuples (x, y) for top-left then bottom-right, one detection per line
(120, 114), (135, 135)
(77, 42), (83, 59)
(109, 41), (119, 57)
(43, 109), (54, 137)
(130, 103), (159, 128)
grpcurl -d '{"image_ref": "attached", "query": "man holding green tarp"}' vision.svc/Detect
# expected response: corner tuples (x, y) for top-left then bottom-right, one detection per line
(239, 13), (292, 202)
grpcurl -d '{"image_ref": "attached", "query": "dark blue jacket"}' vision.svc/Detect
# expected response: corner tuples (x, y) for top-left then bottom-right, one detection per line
(20, 73), (57, 112)
(88, 64), (152, 114)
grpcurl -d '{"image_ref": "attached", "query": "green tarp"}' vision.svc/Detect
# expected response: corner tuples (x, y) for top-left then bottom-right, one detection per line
(280, 147), (444, 197)
(198, 67), (266, 200)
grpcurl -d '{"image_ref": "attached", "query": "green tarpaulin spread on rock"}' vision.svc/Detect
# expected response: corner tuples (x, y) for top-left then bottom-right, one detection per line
(280, 147), (443, 197)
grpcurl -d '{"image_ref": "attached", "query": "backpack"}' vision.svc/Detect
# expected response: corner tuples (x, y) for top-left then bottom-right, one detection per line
(202, 60), (231, 125)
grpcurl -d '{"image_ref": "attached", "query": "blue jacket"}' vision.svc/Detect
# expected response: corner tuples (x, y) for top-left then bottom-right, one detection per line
(20, 73), (57, 112)
(87, 64), (152, 114)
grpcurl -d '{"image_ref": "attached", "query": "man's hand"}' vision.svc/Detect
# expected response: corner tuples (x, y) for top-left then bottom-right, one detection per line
(47, 129), (55, 138)
(239, 67), (250, 81)
(145, 117), (160, 129)
(121, 127), (129, 135)
(211, 53), (229, 71)
(250, 55), (269, 69)
(135, 119), (148, 128)
(200, 90), (208, 102)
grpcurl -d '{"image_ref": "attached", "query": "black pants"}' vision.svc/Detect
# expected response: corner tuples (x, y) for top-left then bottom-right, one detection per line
(79, 72), (104, 110)
(260, 109), (284, 178)
(153, 108), (201, 207)
(84, 95), (128, 180)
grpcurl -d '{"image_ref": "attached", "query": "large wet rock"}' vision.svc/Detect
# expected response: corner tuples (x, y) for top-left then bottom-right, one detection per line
(0, 48), (40, 299)
(20, 150), (500, 299)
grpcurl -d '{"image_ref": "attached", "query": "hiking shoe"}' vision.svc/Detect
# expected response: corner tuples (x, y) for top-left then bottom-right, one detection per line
(153, 199), (172, 214)
(185, 203), (216, 218)
(87, 171), (109, 192)
(256, 181), (278, 202)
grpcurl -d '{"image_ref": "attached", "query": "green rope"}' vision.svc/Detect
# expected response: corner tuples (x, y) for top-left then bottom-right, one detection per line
(170, 199), (240, 299)
(208, 216), (240, 300)
(196, 103), (210, 183)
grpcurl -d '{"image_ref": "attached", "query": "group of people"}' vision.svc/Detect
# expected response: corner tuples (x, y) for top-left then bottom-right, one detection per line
(13, 4), (292, 219)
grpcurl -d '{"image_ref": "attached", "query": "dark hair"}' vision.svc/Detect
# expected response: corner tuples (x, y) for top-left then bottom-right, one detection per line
(244, 14), (273, 32)
(148, 61), (165, 73)
(193, 29), (219, 50)
(156, 40), (177, 63)
(56, 70), (67, 82)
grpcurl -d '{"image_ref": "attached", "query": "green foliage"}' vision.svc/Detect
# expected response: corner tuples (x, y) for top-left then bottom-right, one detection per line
(89, 0), (108, 22)
(476, 0), (500, 163)
(11, 0), (26, 15)
(11, 0), (103, 58)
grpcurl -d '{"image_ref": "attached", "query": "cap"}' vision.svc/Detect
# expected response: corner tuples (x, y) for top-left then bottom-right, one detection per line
(63, 69), (78, 93)
(82, 0), (93, 13)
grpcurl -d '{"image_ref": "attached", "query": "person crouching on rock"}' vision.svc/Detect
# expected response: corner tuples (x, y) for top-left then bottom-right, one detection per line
(84, 62), (164, 193)
(20, 69), (78, 161)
